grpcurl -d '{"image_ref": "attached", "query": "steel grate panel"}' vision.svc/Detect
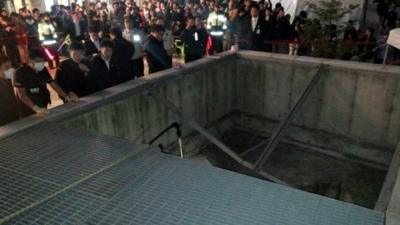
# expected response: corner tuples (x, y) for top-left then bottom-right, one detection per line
(0, 167), (60, 220)
(76, 149), (162, 199)
(0, 122), (140, 186)
(0, 122), (384, 225)
(82, 153), (384, 225)
(3, 190), (106, 225)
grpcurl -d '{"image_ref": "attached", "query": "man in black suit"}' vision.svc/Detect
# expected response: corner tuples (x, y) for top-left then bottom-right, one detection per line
(145, 25), (172, 74)
(87, 40), (120, 94)
(248, 6), (264, 51)
(84, 26), (102, 59)
(263, 9), (275, 52)
(55, 42), (91, 100)
(110, 27), (135, 82)
(66, 12), (87, 42)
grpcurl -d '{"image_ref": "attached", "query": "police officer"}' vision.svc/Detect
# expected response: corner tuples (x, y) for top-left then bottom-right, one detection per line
(0, 56), (19, 126)
(14, 51), (77, 118)
(38, 13), (60, 69)
(207, 2), (228, 53)
(55, 42), (91, 100)
(123, 18), (146, 78)
(181, 17), (207, 63)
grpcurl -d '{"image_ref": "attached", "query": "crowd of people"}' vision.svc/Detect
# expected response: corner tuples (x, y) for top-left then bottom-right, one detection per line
(1, 0), (400, 126)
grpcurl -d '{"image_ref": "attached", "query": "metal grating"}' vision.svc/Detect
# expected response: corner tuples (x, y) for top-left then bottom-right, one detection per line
(0, 122), (385, 225)
(2, 190), (106, 225)
(0, 122), (145, 222)
(76, 149), (162, 199)
(0, 122), (140, 186)
(0, 167), (60, 220)
(82, 153), (384, 225)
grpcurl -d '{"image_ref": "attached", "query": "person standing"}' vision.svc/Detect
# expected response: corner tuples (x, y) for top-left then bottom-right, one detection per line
(87, 40), (120, 94)
(84, 26), (102, 58)
(67, 12), (87, 42)
(263, 9), (275, 52)
(110, 27), (135, 82)
(145, 25), (172, 73)
(38, 13), (60, 69)
(55, 42), (91, 100)
(123, 19), (146, 78)
(180, 17), (207, 63)
(247, 6), (264, 51)
(0, 56), (19, 126)
(14, 52), (77, 117)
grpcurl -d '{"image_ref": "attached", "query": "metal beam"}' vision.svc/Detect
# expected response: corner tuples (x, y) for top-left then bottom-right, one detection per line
(149, 93), (287, 185)
(254, 65), (324, 172)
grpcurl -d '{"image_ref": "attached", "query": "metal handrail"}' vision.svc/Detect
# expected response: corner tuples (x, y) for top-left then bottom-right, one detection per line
(148, 122), (184, 158)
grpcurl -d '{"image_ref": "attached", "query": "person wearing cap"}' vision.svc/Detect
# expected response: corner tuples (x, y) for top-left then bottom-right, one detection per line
(55, 42), (91, 100)
(14, 51), (77, 117)
(123, 18), (146, 78)
(84, 26), (102, 58)
(87, 40), (120, 94)
(110, 27), (135, 82)
(0, 56), (19, 126)
(144, 24), (172, 74)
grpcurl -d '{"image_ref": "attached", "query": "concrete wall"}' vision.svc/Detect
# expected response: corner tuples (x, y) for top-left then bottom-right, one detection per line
(56, 53), (236, 150)
(235, 51), (400, 165)
(1, 50), (399, 164)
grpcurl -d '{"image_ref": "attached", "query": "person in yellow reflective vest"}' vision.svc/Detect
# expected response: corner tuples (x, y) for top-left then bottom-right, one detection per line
(206, 3), (228, 53)
(37, 13), (59, 69)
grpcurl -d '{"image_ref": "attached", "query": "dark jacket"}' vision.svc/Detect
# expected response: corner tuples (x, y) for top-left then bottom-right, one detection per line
(247, 17), (265, 51)
(112, 37), (135, 82)
(0, 78), (19, 126)
(263, 15), (275, 40)
(180, 27), (207, 56)
(145, 35), (172, 74)
(274, 17), (291, 40)
(84, 38), (102, 57)
(14, 64), (52, 117)
(87, 55), (120, 94)
(66, 19), (87, 39)
(55, 58), (90, 98)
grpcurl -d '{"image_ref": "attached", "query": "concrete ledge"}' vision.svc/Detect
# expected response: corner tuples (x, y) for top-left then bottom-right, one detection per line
(237, 51), (400, 77)
(0, 51), (237, 140)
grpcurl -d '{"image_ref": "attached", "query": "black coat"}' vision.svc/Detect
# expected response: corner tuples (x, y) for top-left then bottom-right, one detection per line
(84, 38), (102, 57)
(55, 58), (90, 98)
(87, 55), (120, 94)
(180, 27), (207, 56)
(263, 16), (275, 40)
(274, 17), (291, 40)
(145, 35), (172, 74)
(247, 17), (265, 51)
(112, 37), (135, 82)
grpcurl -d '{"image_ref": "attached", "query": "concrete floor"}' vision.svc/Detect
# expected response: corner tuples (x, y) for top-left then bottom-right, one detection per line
(194, 128), (387, 209)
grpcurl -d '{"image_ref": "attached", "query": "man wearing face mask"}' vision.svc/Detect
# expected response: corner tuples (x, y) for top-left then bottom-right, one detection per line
(55, 42), (91, 100)
(0, 56), (19, 126)
(14, 52), (77, 118)
(181, 17), (207, 63)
